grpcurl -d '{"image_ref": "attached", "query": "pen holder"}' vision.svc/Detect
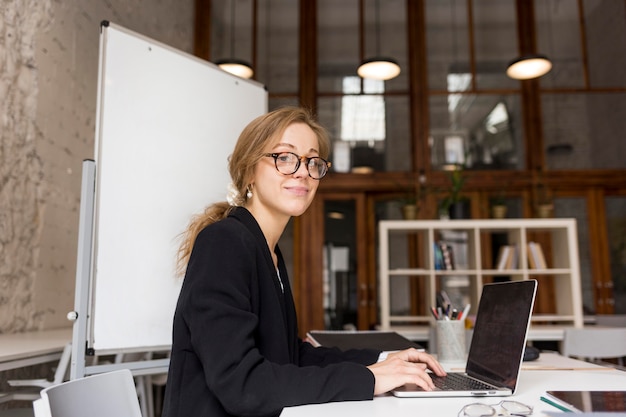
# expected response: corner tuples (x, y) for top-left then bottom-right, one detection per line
(435, 320), (466, 362)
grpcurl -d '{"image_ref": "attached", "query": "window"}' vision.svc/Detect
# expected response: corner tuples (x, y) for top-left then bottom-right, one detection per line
(340, 77), (387, 143)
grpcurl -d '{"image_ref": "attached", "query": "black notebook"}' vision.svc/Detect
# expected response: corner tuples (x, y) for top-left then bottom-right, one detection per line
(306, 330), (424, 352)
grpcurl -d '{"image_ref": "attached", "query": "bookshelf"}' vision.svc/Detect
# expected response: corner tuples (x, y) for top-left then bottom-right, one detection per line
(378, 219), (584, 335)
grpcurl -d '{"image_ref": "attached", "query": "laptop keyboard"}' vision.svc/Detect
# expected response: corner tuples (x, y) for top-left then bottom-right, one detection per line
(431, 373), (495, 391)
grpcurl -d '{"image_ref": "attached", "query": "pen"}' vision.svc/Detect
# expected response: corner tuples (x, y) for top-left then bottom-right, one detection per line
(459, 304), (471, 321)
(440, 290), (452, 308)
(430, 306), (439, 320)
(436, 293), (445, 310)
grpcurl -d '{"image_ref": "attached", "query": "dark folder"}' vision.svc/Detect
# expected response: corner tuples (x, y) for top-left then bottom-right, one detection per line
(306, 330), (424, 352)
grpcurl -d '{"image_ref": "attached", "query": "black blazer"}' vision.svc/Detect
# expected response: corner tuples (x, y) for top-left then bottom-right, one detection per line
(162, 207), (378, 417)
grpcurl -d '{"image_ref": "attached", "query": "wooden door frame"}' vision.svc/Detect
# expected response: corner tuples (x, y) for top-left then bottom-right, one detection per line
(293, 192), (371, 336)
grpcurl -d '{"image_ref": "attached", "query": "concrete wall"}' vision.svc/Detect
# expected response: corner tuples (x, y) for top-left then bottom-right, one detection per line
(0, 0), (194, 333)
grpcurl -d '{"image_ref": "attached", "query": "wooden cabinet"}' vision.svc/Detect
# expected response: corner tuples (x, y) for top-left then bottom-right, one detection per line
(378, 219), (584, 337)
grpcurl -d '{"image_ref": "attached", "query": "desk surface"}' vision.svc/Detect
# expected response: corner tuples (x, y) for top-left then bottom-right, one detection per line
(0, 328), (72, 371)
(281, 354), (625, 416)
(392, 325), (568, 342)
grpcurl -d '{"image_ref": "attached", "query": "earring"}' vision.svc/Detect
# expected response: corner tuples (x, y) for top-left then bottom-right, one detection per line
(246, 187), (253, 199)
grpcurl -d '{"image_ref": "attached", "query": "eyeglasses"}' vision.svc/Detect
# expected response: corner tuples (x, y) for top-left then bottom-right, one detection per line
(458, 400), (533, 417)
(264, 152), (331, 180)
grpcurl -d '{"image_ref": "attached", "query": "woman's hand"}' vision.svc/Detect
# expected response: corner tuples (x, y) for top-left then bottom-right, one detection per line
(366, 348), (446, 395)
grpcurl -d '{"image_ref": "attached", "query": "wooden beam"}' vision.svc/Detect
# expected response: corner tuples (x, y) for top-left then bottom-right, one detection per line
(193, 0), (211, 60)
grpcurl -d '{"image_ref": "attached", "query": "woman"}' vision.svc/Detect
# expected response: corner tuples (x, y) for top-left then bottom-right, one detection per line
(162, 106), (445, 417)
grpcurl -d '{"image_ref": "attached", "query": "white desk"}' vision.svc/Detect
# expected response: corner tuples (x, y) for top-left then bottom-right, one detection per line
(0, 328), (72, 372)
(281, 354), (626, 416)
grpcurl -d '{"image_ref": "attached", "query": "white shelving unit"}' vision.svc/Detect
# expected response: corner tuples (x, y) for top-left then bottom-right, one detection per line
(378, 219), (584, 338)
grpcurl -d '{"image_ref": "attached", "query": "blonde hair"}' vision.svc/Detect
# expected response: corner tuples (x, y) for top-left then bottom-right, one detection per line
(175, 106), (330, 276)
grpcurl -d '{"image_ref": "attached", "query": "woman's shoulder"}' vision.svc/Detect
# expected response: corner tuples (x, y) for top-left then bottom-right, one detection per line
(197, 215), (246, 241)
(195, 207), (258, 247)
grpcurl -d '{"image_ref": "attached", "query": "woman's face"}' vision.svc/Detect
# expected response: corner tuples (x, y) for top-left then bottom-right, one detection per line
(247, 122), (322, 222)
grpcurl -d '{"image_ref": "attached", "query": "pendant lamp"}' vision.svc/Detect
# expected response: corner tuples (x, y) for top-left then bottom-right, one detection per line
(506, 54), (552, 80)
(216, 58), (254, 79)
(217, 0), (254, 79)
(357, 0), (400, 81)
(358, 57), (401, 81)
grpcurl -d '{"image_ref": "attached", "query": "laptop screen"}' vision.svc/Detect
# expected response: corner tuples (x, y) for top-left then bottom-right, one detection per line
(465, 280), (537, 391)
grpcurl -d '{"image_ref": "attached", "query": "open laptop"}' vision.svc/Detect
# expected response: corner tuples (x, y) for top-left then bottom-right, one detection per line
(393, 279), (537, 398)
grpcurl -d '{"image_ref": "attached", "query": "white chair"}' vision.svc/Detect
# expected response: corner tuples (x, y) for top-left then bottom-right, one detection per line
(113, 351), (154, 417)
(91, 350), (169, 417)
(33, 369), (142, 417)
(561, 327), (626, 367)
(1, 344), (73, 405)
(7, 344), (72, 395)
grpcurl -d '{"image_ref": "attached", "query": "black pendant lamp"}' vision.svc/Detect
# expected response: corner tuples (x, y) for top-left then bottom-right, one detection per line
(217, 0), (254, 79)
(357, 0), (400, 81)
(506, 54), (552, 80)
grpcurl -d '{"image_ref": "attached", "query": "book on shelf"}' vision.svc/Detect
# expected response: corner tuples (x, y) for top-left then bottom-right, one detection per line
(434, 242), (444, 270)
(495, 245), (518, 270)
(496, 245), (510, 270)
(527, 241), (547, 269)
(438, 241), (455, 270)
(509, 244), (519, 269)
(434, 242), (455, 270)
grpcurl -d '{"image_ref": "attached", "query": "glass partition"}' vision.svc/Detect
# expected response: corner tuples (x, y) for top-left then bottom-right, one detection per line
(536, 0), (626, 89)
(426, 0), (471, 92)
(542, 93), (626, 170)
(324, 200), (358, 330)
(429, 94), (524, 170)
(256, 0), (300, 93)
(553, 197), (593, 314)
(535, 0), (585, 88)
(472, 0), (519, 90)
(318, 95), (411, 173)
(606, 196), (626, 314)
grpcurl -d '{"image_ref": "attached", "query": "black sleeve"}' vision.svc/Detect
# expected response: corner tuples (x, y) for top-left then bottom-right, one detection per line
(297, 339), (381, 367)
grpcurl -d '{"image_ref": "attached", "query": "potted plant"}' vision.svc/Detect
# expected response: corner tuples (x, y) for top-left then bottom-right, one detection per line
(490, 191), (507, 219)
(533, 183), (554, 218)
(438, 164), (468, 219)
(532, 172), (554, 218)
(398, 177), (429, 220)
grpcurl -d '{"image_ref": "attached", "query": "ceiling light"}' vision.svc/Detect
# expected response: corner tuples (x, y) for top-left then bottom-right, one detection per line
(357, 57), (401, 81)
(216, 0), (254, 80)
(506, 54), (552, 80)
(358, 0), (400, 81)
(216, 59), (254, 79)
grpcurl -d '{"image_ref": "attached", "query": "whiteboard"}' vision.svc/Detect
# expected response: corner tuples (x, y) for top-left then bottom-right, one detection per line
(90, 22), (267, 352)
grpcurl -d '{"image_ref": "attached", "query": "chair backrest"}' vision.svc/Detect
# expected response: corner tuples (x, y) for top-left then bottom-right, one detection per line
(34, 369), (142, 417)
(51, 343), (73, 384)
(561, 327), (626, 361)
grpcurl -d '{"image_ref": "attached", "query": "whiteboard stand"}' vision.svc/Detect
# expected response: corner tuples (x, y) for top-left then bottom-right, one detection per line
(69, 159), (96, 380)
(69, 160), (170, 379)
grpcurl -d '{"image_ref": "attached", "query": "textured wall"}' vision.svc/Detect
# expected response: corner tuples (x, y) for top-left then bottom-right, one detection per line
(0, 0), (194, 332)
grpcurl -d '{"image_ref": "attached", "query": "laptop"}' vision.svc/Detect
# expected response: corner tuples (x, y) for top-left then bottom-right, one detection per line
(393, 279), (537, 398)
